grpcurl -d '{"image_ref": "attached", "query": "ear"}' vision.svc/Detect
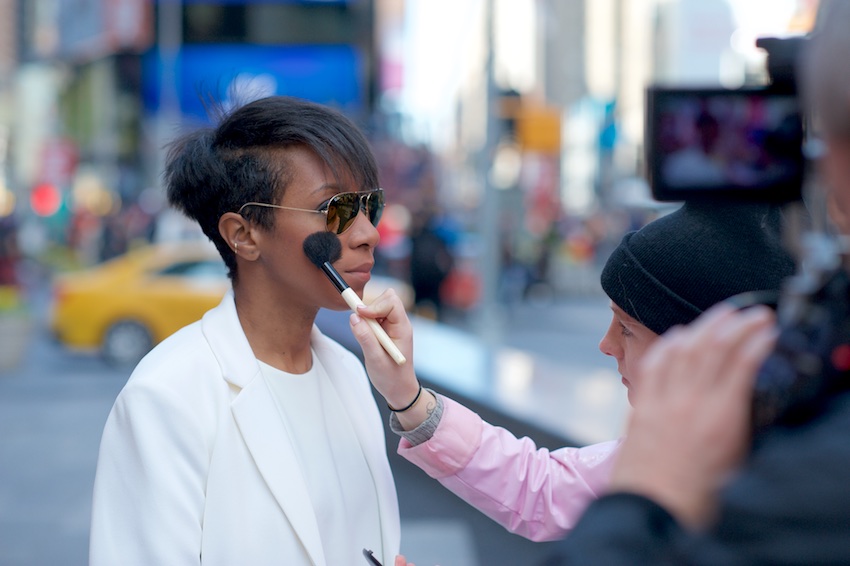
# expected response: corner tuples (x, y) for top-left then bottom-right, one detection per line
(219, 212), (259, 260)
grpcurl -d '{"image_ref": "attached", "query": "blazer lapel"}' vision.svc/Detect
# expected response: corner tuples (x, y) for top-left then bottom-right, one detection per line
(231, 380), (325, 564)
(312, 327), (401, 560)
(202, 293), (325, 565)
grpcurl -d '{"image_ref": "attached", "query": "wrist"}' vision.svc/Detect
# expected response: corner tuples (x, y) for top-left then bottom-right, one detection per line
(387, 384), (423, 413)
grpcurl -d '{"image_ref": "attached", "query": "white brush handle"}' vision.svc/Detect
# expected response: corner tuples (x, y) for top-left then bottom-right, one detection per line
(341, 288), (407, 365)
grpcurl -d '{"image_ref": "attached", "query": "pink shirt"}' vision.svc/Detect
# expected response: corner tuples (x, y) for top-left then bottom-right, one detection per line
(398, 395), (621, 541)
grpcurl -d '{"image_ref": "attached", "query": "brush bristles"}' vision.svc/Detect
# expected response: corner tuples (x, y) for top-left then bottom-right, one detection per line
(303, 231), (342, 269)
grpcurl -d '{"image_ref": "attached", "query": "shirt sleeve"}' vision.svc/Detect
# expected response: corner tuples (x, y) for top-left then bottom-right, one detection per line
(396, 394), (621, 541)
(388, 388), (444, 446)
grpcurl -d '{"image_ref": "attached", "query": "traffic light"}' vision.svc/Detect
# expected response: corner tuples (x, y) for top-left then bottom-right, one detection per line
(516, 103), (562, 154)
(498, 89), (562, 154)
(30, 183), (62, 217)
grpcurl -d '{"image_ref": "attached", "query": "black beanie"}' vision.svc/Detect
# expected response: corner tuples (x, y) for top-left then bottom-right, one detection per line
(600, 201), (796, 335)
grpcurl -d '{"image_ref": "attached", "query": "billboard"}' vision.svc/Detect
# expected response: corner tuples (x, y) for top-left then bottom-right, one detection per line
(143, 43), (366, 122)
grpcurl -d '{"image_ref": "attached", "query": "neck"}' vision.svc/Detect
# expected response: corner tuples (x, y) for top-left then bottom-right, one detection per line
(233, 286), (318, 374)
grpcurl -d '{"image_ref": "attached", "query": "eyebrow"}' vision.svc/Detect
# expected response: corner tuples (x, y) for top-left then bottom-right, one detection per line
(308, 183), (342, 198)
(611, 306), (640, 327)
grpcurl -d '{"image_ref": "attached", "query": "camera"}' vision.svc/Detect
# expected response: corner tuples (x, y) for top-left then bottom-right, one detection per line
(645, 37), (809, 205)
(644, 35), (850, 438)
(646, 84), (805, 204)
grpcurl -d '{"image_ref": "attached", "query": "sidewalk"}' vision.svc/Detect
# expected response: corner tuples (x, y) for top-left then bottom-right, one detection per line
(412, 298), (629, 446)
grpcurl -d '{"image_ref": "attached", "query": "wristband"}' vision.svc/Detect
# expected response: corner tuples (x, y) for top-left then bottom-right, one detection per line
(387, 385), (423, 413)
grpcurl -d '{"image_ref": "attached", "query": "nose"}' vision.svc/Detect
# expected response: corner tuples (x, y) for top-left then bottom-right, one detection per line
(598, 319), (621, 359)
(344, 210), (381, 249)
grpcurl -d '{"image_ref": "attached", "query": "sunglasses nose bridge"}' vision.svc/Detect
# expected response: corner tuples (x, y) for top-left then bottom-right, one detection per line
(357, 193), (370, 213)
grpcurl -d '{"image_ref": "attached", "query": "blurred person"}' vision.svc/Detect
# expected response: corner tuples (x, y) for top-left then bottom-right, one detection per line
(0, 215), (20, 287)
(408, 207), (454, 320)
(89, 96), (400, 566)
(350, 199), (794, 546)
(663, 107), (729, 187)
(547, 1), (850, 562)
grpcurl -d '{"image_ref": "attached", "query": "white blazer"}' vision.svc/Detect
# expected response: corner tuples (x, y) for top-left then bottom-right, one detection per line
(90, 292), (400, 566)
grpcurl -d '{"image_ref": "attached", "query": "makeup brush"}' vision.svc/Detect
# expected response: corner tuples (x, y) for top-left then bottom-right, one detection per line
(303, 231), (407, 365)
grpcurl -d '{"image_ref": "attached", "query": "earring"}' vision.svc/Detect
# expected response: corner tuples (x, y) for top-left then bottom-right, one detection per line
(233, 242), (238, 252)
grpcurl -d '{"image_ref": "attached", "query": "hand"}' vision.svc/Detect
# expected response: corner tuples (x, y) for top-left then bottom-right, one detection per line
(610, 303), (777, 529)
(395, 556), (415, 566)
(350, 289), (433, 429)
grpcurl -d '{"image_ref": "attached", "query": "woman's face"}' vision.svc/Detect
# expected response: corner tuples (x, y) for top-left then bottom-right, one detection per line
(598, 301), (660, 406)
(255, 145), (380, 311)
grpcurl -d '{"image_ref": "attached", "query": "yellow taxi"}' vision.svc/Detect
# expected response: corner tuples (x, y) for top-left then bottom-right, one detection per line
(50, 240), (414, 366)
(50, 241), (231, 366)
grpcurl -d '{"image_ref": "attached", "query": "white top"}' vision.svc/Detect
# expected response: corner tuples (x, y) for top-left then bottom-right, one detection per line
(261, 354), (383, 565)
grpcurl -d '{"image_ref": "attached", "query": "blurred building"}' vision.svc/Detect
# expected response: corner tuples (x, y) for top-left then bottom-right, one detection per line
(9, 0), (378, 252)
(0, 0), (819, 269)
(377, 0), (819, 308)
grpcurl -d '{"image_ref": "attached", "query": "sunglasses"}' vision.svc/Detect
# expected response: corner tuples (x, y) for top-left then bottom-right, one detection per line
(238, 189), (385, 235)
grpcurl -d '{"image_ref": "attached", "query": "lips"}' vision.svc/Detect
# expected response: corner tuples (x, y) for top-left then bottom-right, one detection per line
(342, 262), (373, 286)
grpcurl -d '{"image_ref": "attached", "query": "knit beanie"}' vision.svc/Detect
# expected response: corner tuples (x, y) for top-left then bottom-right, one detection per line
(600, 201), (796, 335)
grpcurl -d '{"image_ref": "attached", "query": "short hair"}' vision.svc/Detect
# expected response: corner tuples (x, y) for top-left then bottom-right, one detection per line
(164, 96), (379, 281)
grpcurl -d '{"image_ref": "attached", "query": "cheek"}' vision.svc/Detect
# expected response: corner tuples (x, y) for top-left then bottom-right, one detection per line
(828, 189), (850, 233)
(822, 145), (850, 230)
(621, 336), (656, 382)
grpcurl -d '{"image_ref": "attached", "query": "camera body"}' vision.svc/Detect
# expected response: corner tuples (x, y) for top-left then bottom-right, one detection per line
(751, 238), (850, 436)
(644, 35), (850, 437)
(646, 35), (808, 205)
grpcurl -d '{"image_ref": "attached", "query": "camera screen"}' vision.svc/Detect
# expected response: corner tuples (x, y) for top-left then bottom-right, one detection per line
(646, 86), (805, 203)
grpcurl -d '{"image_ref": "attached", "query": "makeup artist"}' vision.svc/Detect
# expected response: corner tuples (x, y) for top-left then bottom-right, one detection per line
(351, 200), (795, 544)
(89, 96), (406, 566)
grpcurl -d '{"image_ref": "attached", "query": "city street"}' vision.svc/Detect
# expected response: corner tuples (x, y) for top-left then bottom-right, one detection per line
(0, 287), (620, 566)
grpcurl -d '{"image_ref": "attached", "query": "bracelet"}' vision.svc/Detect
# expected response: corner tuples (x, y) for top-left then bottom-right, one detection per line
(387, 385), (423, 413)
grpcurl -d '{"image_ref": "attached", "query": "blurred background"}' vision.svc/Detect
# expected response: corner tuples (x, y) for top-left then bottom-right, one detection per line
(0, 0), (820, 565)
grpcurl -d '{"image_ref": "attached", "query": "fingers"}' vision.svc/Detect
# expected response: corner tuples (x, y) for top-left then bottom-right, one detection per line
(349, 296), (419, 408)
(358, 288), (408, 324)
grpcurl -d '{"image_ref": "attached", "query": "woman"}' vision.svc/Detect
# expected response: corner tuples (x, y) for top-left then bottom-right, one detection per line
(89, 96), (399, 565)
(352, 200), (795, 544)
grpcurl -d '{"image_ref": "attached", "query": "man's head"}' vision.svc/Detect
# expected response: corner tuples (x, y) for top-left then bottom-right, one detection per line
(598, 202), (795, 404)
(601, 202), (794, 335)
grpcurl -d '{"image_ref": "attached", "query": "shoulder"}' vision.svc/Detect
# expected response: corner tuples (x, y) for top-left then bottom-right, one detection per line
(113, 321), (230, 420)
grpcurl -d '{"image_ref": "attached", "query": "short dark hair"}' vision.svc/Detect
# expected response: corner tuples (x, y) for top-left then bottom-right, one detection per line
(164, 96), (380, 281)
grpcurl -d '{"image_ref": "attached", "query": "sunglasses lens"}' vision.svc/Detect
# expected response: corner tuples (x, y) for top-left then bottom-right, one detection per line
(366, 191), (385, 225)
(326, 193), (358, 234)
(326, 191), (385, 234)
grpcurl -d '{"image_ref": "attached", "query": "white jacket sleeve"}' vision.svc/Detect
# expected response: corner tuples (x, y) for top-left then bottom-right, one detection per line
(90, 377), (210, 566)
